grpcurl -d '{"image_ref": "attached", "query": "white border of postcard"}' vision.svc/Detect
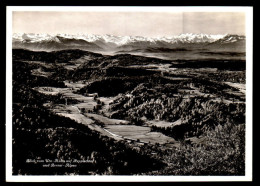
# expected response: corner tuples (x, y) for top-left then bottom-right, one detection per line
(6, 6), (253, 182)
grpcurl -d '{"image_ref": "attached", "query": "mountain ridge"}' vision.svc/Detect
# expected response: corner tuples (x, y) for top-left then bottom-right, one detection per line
(13, 33), (245, 46)
(12, 33), (246, 60)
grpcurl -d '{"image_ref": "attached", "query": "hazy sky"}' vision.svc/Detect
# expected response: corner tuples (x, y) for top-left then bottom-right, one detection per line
(12, 11), (245, 37)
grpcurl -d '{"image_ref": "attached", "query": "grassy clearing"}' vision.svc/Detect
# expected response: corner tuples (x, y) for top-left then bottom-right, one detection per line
(104, 125), (176, 145)
(225, 82), (246, 94)
(86, 113), (129, 125)
(146, 120), (173, 128)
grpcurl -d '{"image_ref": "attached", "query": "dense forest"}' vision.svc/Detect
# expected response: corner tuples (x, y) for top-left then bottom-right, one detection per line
(12, 60), (164, 175)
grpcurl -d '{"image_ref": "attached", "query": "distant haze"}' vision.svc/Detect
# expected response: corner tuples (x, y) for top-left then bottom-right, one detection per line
(12, 11), (245, 37)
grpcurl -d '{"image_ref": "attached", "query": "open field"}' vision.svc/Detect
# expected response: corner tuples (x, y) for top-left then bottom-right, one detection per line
(104, 125), (177, 145)
(146, 119), (183, 128)
(85, 113), (129, 125)
(225, 82), (246, 94)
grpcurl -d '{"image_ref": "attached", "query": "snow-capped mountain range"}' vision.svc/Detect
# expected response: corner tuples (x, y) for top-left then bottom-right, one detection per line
(13, 33), (244, 46)
(12, 33), (245, 60)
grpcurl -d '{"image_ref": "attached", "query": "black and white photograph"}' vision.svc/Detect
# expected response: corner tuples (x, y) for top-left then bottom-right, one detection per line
(6, 6), (253, 182)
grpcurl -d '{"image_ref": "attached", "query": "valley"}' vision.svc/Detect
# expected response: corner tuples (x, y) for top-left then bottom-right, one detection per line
(12, 48), (246, 175)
